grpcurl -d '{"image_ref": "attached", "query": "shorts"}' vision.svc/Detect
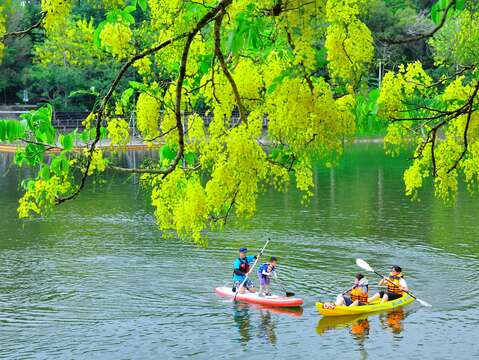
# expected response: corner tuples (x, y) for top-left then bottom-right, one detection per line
(344, 295), (353, 306)
(379, 291), (402, 301)
(234, 279), (254, 291)
(258, 274), (270, 286)
(344, 296), (366, 306)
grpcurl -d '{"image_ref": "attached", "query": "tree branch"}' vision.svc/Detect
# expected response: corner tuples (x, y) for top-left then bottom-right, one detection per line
(1, 12), (46, 41)
(214, 11), (247, 125)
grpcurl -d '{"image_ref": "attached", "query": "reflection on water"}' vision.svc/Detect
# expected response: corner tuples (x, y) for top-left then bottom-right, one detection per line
(380, 308), (406, 334)
(1, 144), (479, 358)
(232, 302), (303, 346)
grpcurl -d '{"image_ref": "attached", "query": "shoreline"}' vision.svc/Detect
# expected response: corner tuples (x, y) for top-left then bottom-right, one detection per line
(0, 137), (385, 154)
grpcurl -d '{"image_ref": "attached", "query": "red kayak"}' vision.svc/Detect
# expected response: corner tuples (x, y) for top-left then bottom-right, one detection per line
(215, 286), (303, 307)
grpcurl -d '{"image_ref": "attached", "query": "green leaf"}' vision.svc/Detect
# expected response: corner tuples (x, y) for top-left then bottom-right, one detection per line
(80, 131), (88, 143)
(50, 155), (70, 176)
(122, 13), (135, 24)
(60, 133), (74, 151)
(124, 5), (136, 13)
(24, 143), (45, 165)
(0, 121), (6, 141)
(94, 20), (107, 48)
(431, 3), (441, 25)
(129, 81), (149, 92)
(69, 89), (99, 98)
(39, 164), (51, 180)
(137, 0), (147, 11)
(439, 0), (448, 10)
(184, 151), (196, 166)
(121, 88), (135, 107)
(455, 0), (466, 10)
(160, 145), (176, 162)
(100, 126), (107, 140)
(6, 120), (26, 142)
(15, 150), (26, 166)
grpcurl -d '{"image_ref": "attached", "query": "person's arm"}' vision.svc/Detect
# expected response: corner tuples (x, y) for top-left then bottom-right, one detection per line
(247, 255), (256, 263)
(272, 270), (277, 279)
(399, 278), (409, 292)
(261, 269), (270, 276)
(379, 278), (387, 286)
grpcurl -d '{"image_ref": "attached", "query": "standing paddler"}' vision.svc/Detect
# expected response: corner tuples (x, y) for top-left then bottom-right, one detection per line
(232, 247), (257, 294)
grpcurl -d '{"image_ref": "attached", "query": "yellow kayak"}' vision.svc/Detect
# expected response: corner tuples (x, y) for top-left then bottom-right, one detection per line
(316, 294), (414, 316)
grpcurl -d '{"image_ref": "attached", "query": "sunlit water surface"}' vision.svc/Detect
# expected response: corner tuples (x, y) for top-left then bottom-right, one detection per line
(0, 144), (478, 359)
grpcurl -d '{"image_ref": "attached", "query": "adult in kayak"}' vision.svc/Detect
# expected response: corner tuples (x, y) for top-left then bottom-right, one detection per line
(368, 265), (409, 304)
(335, 273), (369, 307)
(232, 247), (257, 293)
(257, 257), (278, 296)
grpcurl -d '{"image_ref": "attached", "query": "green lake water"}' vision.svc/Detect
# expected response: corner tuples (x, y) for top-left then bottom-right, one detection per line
(0, 143), (478, 359)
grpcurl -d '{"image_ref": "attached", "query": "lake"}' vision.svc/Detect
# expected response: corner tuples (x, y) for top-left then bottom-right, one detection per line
(0, 143), (478, 359)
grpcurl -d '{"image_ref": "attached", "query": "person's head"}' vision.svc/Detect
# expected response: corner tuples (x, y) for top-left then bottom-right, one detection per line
(354, 273), (368, 287)
(354, 273), (364, 284)
(239, 247), (247, 259)
(269, 257), (278, 267)
(391, 265), (402, 275)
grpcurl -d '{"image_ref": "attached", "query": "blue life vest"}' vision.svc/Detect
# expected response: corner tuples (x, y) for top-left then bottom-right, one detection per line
(258, 263), (275, 275)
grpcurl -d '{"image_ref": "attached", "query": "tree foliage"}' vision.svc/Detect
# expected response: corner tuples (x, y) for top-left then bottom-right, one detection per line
(0, 0), (478, 243)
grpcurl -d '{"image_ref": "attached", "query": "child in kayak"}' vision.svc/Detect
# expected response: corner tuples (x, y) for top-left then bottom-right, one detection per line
(257, 257), (278, 296)
(232, 247), (257, 293)
(335, 273), (369, 306)
(368, 265), (408, 304)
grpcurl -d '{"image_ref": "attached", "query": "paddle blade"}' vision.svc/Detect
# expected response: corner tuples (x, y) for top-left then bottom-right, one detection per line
(356, 258), (374, 272)
(286, 292), (295, 297)
(416, 298), (432, 307)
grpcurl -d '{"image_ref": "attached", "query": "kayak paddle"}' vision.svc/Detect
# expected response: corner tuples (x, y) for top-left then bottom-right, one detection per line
(274, 278), (295, 297)
(356, 258), (432, 307)
(234, 239), (270, 301)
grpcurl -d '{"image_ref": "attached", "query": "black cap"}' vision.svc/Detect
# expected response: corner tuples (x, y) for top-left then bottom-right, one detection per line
(239, 247), (247, 253)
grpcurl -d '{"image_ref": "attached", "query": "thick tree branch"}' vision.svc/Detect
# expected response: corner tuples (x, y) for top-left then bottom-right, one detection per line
(214, 11), (247, 124)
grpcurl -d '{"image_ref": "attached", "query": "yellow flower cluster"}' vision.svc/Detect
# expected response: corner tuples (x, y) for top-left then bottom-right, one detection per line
(136, 92), (160, 140)
(325, 0), (373, 83)
(0, 6), (6, 63)
(85, 148), (107, 175)
(18, 176), (72, 218)
(100, 22), (133, 59)
(133, 56), (152, 79)
(42, 0), (72, 34)
(107, 118), (130, 150)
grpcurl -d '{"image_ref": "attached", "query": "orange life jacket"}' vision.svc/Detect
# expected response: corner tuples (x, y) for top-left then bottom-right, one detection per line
(386, 273), (404, 294)
(350, 286), (368, 304)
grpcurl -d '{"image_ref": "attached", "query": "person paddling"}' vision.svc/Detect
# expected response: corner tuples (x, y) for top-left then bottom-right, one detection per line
(257, 257), (278, 296)
(335, 273), (369, 307)
(232, 247), (257, 294)
(368, 265), (408, 304)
